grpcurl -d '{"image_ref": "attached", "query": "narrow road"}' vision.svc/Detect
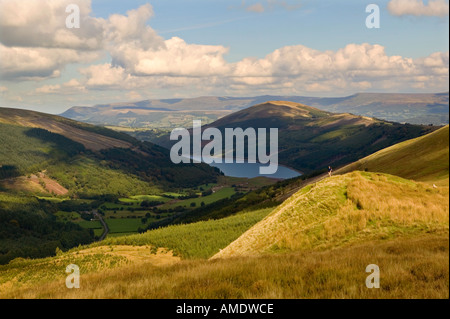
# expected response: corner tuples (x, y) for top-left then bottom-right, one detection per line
(93, 210), (109, 241)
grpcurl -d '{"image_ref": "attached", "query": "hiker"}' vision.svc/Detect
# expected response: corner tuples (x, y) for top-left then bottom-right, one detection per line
(328, 166), (333, 177)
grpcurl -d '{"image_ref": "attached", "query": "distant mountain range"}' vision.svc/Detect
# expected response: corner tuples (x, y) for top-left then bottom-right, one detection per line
(61, 92), (449, 127)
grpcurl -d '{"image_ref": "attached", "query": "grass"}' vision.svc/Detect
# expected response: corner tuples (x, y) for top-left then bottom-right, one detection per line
(36, 196), (68, 203)
(337, 125), (449, 183)
(1, 120), (447, 299)
(99, 208), (273, 259)
(105, 218), (147, 235)
(214, 171), (449, 258)
(1, 234), (447, 299)
(160, 187), (236, 209)
(77, 220), (104, 237)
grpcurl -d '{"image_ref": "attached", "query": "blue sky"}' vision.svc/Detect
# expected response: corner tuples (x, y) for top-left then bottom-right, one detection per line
(0, 0), (448, 113)
(90, 0), (448, 59)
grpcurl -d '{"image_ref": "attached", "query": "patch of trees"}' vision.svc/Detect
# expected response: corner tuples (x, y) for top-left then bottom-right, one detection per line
(0, 165), (20, 179)
(0, 204), (94, 265)
(140, 200), (164, 208)
(25, 128), (86, 157)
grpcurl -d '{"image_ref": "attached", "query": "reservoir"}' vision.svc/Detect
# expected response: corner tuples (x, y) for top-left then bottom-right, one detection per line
(188, 155), (302, 179)
(208, 161), (302, 179)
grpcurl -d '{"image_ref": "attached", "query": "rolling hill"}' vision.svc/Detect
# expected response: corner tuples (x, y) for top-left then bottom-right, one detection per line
(336, 125), (449, 183)
(0, 107), (220, 264)
(213, 126), (449, 259)
(0, 107), (220, 194)
(213, 171), (449, 258)
(61, 92), (449, 128)
(0, 120), (448, 298)
(155, 101), (438, 174)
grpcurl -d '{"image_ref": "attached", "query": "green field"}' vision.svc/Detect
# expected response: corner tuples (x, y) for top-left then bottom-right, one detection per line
(105, 218), (148, 235)
(77, 220), (104, 237)
(160, 187), (236, 209)
(99, 208), (273, 259)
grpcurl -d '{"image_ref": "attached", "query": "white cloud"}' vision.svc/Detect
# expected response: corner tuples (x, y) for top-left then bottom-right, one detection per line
(80, 64), (130, 88)
(78, 43), (448, 95)
(126, 91), (144, 101)
(0, 0), (105, 50)
(229, 43), (448, 94)
(106, 4), (164, 51)
(130, 37), (230, 77)
(0, 0), (104, 80)
(388, 0), (449, 17)
(0, 43), (101, 80)
(35, 84), (61, 94)
(0, 1), (447, 100)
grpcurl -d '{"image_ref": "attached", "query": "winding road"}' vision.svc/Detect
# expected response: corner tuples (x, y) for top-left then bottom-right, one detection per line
(93, 210), (109, 241)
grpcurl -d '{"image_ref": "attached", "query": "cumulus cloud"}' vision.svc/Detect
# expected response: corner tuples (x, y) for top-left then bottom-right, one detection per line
(0, 43), (101, 80)
(0, 1), (447, 99)
(122, 37), (230, 77)
(0, 0), (104, 50)
(78, 43), (448, 95)
(35, 84), (61, 94)
(80, 63), (130, 88)
(388, 0), (449, 17)
(0, 0), (104, 80)
(231, 44), (448, 92)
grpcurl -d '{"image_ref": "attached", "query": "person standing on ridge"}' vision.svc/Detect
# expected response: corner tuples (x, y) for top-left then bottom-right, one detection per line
(328, 166), (333, 177)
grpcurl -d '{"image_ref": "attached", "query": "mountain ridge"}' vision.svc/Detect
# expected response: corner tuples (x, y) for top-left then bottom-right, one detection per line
(60, 92), (449, 127)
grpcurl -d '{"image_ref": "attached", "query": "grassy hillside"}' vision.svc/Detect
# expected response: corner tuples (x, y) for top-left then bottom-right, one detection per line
(0, 107), (135, 151)
(155, 101), (437, 174)
(1, 107), (447, 299)
(336, 125), (449, 183)
(213, 171), (449, 258)
(0, 108), (221, 264)
(94, 208), (273, 259)
(0, 108), (220, 194)
(1, 233), (447, 298)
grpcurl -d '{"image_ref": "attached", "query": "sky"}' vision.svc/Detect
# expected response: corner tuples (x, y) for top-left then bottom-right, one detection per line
(0, 0), (448, 114)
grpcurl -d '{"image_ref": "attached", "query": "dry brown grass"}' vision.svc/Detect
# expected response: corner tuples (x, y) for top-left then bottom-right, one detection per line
(214, 172), (449, 258)
(0, 171), (69, 195)
(1, 234), (447, 299)
(0, 108), (132, 151)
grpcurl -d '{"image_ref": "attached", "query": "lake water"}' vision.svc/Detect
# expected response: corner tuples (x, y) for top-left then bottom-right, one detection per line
(188, 155), (302, 179)
(208, 162), (302, 179)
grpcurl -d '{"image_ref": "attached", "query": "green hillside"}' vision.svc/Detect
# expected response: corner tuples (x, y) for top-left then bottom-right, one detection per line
(214, 126), (449, 258)
(0, 106), (448, 299)
(156, 101), (437, 174)
(336, 125), (449, 183)
(0, 108), (220, 194)
(0, 108), (220, 264)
